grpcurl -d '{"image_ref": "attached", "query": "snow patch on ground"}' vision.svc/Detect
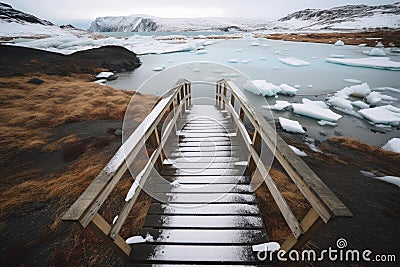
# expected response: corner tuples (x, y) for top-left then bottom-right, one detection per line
(289, 145), (307, 157)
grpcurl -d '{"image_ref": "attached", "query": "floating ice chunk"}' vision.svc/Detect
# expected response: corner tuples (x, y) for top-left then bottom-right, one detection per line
(260, 57), (268, 60)
(311, 56), (317, 59)
(251, 42), (261, 46)
(294, 84), (300, 89)
(376, 41), (384, 48)
(236, 48), (243, 52)
(381, 105), (400, 113)
(335, 40), (345, 46)
(152, 66), (165, 71)
(328, 96), (353, 110)
(126, 236), (146, 244)
(329, 54), (345, 58)
(351, 101), (369, 109)
(243, 80), (281, 97)
(367, 48), (386, 56)
(252, 242), (280, 252)
(302, 98), (328, 109)
(96, 72), (114, 79)
(279, 117), (305, 134)
(358, 44), (367, 47)
(195, 49), (208, 55)
(375, 176), (400, 187)
(366, 91), (397, 105)
(318, 120), (337, 126)
(263, 100), (292, 111)
(278, 57), (310, 67)
(326, 57), (400, 71)
(292, 102), (342, 122)
(307, 84), (313, 88)
(382, 138), (400, 153)
(335, 83), (371, 99)
(278, 84), (298, 96)
(228, 58), (239, 63)
(344, 78), (362, 84)
(289, 145), (307, 157)
(112, 215), (118, 224)
(262, 44), (270, 47)
(333, 106), (363, 119)
(274, 51), (280, 55)
(360, 170), (375, 178)
(374, 87), (400, 94)
(234, 161), (248, 166)
(358, 107), (400, 126)
(241, 59), (251, 64)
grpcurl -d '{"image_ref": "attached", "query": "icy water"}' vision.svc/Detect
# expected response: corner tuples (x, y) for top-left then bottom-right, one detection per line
(109, 37), (400, 146)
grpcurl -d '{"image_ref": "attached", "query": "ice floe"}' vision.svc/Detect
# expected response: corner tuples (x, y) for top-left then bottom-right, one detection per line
(195, 49), (208, 55)
(289, 145), (307, 157)
(366, 91), (397, 105)
(326, 57), (400, 71)
(278, 57), (310, 67)
(278, 84), (298, 96)
(292, 99), (342, 122)
(335, 83), (371, 99)
(335, 40), (345, 46)
(351, 101), (369, 109)
(358, 107), (400, 126)
(382, 138), (400, 153)
(318, 120), (337, 126)
(243, 80), (281, 97)
(366, 48), (387, 56)
(228, 58), (239, 63)
(344, 78), (362, 84)
(95, 71), (114, 79)
(152, 66), (165, 71)
(327, 96), (353, 110)
(263, 100), (292, 111)
(279, 117), (305, 134)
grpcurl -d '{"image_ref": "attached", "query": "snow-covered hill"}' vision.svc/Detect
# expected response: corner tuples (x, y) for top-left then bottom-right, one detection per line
(88, 15), (273, 32)
(88, 2), (400, 32)
(279, 2), (400, 30)
(0, 2), (85, 37)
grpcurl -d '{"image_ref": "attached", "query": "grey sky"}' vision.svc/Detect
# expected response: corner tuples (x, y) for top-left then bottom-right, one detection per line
(5, 0), (398, 24)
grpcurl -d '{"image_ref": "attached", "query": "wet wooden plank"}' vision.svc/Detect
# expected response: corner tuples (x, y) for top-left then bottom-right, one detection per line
(151, 183), (252, 193)
(169, 157), (241, 163)
(148, 203), (260, 215)
(143, 215), (265, 229)
(166, 146), (241, 152)
(151, 193), (258, 204)
(160, 168), (244, 176)
(128, 244), (267, 264)
(162, 162), (245, 169)
(163, 175), (250, 184)
(139, 229), (267, 245)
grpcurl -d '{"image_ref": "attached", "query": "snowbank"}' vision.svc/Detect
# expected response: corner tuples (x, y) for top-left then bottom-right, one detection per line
(278, 57), (310, 67)
(326, 57), (400, 71)
(244, 80), (281, 97)
(382, 138), (400, 153)
(279, 117), (305, 134)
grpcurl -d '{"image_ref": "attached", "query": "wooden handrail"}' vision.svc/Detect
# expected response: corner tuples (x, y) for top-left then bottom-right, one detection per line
(216, 79), (352, 251)
(62, 79), (191, 255)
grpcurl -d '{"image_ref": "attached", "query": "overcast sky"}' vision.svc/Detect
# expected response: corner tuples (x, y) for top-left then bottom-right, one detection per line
(5, 0), (398, 24)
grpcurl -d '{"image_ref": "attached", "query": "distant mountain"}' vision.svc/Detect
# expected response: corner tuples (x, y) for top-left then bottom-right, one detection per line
(88, 15), (272, 32)
(88, 2), (400, 32)
(0, 2), (53, 25)
(279, 2), (400, 30)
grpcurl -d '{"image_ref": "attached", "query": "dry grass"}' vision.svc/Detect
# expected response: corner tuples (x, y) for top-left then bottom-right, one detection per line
(0, 75), (159, 159)
(254, 165), (311, 244)
(255, 30), (400, 47)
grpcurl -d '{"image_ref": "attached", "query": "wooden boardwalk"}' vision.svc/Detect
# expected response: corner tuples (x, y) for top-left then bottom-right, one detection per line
(62, 79), (352, 266)
(128, 104), (268, 265)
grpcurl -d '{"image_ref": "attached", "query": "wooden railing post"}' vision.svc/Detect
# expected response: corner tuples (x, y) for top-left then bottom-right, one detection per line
(148, 129), (164, 170)
(222, 84), (227, 110)
(247, 130), (261, 176)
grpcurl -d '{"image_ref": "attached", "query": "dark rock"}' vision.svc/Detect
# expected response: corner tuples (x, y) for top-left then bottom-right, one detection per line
(28, 78), (44, 85)
(114, 129), (122, 136)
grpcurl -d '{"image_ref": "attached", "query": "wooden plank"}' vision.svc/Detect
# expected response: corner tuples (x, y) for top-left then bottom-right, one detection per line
(162, 175), (250, 184)
(162, 162), (245, 169)
(151, 193), (258, 204)
(148, 203), (260, 215)
(138, 229), (267, 245)
(143, 215), (265, 229)
(159, 168), (244, 177)
(150, 183), (252, 193)
(128, 244), (266, 264)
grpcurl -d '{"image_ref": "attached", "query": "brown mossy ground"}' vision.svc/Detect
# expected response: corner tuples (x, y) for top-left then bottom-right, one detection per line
(255, 30), (400, 47)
